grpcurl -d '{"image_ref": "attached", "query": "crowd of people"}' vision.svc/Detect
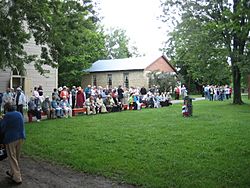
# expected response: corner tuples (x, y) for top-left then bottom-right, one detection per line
(174, 85), (188, 100)
(203, 85), (232, 101)
(0, 83), (233, 122)
(0, 84), (173, 122)
(0, 87), (26, 115)
(174, 84), (232, 102)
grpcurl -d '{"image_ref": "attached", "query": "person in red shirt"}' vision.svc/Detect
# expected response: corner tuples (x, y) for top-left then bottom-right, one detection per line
(76, 87), (85, 108)
(60, 86), (69, 100)
(175, 86), (180, 100)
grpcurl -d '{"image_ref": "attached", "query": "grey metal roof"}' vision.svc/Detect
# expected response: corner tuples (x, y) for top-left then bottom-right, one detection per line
(85, 56), (161, 73)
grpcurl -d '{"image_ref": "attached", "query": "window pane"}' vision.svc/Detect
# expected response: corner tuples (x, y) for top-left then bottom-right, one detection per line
(107, 74), (112, 88)
(123, 73), (129, 88)
(92, 75), (97, 86)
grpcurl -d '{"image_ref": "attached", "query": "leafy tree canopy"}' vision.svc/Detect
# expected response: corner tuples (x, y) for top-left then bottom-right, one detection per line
(105, 28), (132, 59)
(0, 0), (107, 87)
(44, 0), (107, 86)
(0, 0), (57, 74)
(160, 0), (250, 104)
(148, 71), (179, 93)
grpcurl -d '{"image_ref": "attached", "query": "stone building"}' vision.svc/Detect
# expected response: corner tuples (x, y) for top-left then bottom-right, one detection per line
(0, 38), (58, 98)
(82, 55), (176, 89)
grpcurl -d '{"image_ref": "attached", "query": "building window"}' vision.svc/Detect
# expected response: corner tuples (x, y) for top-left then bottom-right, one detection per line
(92, 75), (97, 86)
(12, 68), (25, 76)
(123, 73), (129, 88)
(107, 74), (112, 88)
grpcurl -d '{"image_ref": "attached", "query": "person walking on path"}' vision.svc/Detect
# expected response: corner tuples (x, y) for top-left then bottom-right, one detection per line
(180, 85), (187, 99)
(0, 102), (25, 184)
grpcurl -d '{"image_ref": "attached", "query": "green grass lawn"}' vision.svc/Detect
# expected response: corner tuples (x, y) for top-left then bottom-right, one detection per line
(23, 98), (250, 188)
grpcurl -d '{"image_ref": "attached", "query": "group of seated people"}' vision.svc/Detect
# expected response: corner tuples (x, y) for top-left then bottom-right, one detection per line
(85, 94), (122, 115)
(85, 91), (172, 114)
(28, 95), (72, 122)
(129, 92), (172, 110)
(27, 86), (173, 122)
(27, 94), (123, 121)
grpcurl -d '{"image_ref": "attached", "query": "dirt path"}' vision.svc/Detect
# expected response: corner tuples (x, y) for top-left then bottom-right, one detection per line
(0, 156), (137, 188)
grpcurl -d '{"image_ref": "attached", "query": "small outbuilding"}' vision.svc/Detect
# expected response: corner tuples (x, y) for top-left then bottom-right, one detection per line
(82, 55), (177, 89)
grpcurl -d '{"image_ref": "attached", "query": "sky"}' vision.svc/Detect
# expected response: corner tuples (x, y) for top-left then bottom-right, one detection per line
(96, 0), (168, 57)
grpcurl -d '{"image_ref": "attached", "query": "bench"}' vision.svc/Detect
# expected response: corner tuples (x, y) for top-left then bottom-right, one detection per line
(28, 111), (47, 123)
(72, 107), (87, 116)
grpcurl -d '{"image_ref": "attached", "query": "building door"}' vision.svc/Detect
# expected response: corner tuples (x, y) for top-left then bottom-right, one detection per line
(10, 68), (26, 91)
(10, 76), (25, 91)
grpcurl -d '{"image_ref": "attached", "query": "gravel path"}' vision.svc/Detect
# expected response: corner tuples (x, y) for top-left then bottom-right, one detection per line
(171, 97), (205, 104)
(0, 156), (137, 188)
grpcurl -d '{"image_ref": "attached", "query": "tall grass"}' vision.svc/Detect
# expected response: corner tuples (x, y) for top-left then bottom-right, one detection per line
(23, 98), (250, 187)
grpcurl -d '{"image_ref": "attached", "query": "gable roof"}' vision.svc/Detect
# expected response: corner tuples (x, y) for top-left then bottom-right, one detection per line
(86, 55), (173, 73)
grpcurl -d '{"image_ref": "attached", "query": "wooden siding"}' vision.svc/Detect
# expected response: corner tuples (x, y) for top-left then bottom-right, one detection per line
(0, 38), (58, 97)
(0, 70), (11, 92)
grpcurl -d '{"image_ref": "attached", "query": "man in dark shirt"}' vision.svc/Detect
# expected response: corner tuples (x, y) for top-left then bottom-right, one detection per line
(140, 86), (147, 95)
(117, 85), (124, 103)
(0, 102), (25, 184)
(71, 86), (77, 109)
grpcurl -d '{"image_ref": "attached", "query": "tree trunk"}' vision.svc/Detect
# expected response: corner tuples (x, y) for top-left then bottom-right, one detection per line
(230, 0), (244, 105)
(188, 74), (191, 93)
(232, 64), (243, 104)
(248, 75), (250, 100)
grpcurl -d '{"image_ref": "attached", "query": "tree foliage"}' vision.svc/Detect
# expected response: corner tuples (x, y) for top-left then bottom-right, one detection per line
(105, 28), (132, 59)
(161, 0), (250, 104)
(148, 71), (179, 93)
(43, 0), (107, 86)
(164, 15), (231, 86)
(0, 0), (107, 86)
(0, 0), (57, 74)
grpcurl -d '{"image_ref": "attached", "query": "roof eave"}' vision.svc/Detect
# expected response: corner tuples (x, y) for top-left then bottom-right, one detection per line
(87, 69), (145, 73)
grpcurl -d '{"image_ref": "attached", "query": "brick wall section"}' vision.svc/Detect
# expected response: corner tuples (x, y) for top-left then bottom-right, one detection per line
(145, 56), (175, 72)
(82, 70), (149, 89)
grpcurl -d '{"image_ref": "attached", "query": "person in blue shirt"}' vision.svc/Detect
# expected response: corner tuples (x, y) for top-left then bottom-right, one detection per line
(84, 85), (92, 99)
(0, 102), (25, 184)
(51, 96), (64, 118)
(0, 92), (2, 113)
